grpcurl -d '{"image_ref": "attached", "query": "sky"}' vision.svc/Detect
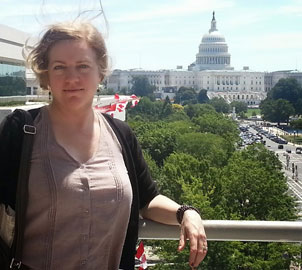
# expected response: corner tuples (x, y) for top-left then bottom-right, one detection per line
(0, 0), (301, 72)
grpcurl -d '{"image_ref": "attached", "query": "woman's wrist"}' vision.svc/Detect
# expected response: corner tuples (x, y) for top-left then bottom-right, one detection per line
(176, 205), (200, 224)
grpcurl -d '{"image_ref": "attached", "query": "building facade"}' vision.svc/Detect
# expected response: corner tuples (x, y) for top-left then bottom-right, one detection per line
(0, 24), (40, 96)
(264, 70), (302, 92)
(106, 12), (268, 105)
(106, 68), (265, 105)
(188, 12), (233, 71)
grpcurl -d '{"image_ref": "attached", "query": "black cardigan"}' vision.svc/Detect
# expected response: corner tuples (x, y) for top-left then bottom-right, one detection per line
(0, 108), (159, 270)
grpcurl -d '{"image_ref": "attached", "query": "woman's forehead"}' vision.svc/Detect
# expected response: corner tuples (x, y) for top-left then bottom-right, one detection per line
(48, 39), (97, 62)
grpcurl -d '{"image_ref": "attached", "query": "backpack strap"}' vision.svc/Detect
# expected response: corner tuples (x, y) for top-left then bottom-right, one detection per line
(10, 110), (36, 270)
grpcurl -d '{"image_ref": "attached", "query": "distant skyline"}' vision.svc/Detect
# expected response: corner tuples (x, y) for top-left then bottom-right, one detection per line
(0, 0), (301, 72)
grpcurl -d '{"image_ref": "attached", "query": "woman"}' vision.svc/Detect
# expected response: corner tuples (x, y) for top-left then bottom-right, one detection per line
(0, 21), (207, 269)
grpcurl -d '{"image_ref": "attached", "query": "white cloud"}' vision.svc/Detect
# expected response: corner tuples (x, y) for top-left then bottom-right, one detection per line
(110, 0), (234, 23)
(277, 1), (302, 16)
(232, 32), (302, 51)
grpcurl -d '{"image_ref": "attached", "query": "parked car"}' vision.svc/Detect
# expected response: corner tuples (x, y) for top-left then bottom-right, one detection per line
(296, 147), (302, 154)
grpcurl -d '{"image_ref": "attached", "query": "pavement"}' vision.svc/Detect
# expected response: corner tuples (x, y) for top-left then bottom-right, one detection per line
(252, 125), (302, 217)
(0, 102), (47, 123)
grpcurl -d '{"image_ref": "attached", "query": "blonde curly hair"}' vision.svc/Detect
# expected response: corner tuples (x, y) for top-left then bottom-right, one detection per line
(27, 21), (108, 90)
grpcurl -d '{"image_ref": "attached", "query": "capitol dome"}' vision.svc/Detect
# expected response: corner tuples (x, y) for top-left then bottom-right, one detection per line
(189, 12), (233, 71)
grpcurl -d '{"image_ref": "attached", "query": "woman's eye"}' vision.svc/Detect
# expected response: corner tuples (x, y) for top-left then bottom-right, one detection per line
(79, 64), (90, 69)
(53, 65), (65, 70)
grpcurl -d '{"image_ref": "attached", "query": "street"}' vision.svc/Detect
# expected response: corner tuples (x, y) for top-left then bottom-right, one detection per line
(247, 123), (302, 217)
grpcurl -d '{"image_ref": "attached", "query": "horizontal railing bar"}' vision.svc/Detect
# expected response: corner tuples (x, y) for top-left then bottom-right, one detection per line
(138, 220), (302, 242)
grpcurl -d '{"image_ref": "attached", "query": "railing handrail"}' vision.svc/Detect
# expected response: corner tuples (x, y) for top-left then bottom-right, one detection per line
(139, 220), (302, 242)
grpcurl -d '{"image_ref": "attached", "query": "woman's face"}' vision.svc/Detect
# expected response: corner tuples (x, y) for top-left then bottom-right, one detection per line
(47, 39), (100, 110)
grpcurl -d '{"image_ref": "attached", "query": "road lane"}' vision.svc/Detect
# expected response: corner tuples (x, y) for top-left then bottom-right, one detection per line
(247, 124), (302, 217)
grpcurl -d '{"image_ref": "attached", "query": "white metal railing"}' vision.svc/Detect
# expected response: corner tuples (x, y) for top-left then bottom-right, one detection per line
(139, 220), (302, 242)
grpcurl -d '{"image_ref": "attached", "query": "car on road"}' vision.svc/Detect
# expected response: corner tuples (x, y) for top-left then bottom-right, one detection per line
(278, 145), (284, 149)
(296, 147), (302, 154)
(286, 149), (292, 153)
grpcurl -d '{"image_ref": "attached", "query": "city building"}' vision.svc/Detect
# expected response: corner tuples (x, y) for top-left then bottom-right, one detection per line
(188, 11), (233, 71)
(106, 12), (269, 105)
(0, 24), (40, 96)
(265, 70), (302, 92)
(1, 17), (301, 105)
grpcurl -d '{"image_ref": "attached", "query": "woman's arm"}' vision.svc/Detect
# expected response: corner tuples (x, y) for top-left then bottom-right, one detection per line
(140, 194), (208, 268)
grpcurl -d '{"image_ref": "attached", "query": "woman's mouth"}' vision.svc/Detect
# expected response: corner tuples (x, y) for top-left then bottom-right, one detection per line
(63, 89), (84, 92)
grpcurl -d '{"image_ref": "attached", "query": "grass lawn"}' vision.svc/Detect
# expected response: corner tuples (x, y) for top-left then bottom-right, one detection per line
(282, 134), (302, 145)
(0, 101), (26, 107)
(245, 108), (261, 117)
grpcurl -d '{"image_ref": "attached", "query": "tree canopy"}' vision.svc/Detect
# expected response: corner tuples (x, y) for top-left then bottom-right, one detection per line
(126, 97), (299, 269)
(261, 78), (302, 122)
(260, 98), (295, 124)
(174, 87), (198, 105)
(197, 89), (209, 103)
(131, 75), (156, 98)
(208, 97), (230, 113)
(230, 101), (248, 114)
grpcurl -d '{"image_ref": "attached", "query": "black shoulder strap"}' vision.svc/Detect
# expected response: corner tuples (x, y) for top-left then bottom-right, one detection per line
(10, 110), (36, 270)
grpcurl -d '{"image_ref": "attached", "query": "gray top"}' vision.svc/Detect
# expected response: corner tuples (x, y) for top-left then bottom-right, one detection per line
(22, 106), (132, 270)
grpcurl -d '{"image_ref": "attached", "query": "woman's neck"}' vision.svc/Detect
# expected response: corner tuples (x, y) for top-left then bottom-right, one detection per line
(47, 103), (95, 130)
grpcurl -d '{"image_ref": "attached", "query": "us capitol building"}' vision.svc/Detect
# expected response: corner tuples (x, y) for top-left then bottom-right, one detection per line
(106, 12), (301, 105)
(0, 14), (301, 104)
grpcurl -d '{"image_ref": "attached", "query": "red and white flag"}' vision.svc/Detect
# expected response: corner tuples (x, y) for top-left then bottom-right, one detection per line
(94, 94), (140, 119)
(117, 101), (128, 112)
(136, 241), (147, 270)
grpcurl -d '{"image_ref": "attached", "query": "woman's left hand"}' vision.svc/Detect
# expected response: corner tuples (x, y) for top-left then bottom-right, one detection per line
(178, 210), (207, 268)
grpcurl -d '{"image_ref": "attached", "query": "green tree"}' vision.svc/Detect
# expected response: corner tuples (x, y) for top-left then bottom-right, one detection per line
(142, 150), (161, 181)
(264, 78), (302, 116)
(197, 89), (209, 103)
(160, 96), (173, 119)
(100, 88), (115, 95)
(184, 103), (216, 119)
(192, 112), (239, 151)
(221, 144), (296, 220)
(163, 110), (190, 122)
(127, 97), (162, 121)
(260, 99), (295, 125)
(177, 132), (230, 167)
(209, 97), (230, 113)
(0, 76), (26, 96)
(230, 101), (248, 114)
(295, 98), (302, 116)
(174, 87), (197, 105)
(131, 75), (156, 98)
(268, 78), (301, 107)
(290, 118), (302, 129)
(129, 121), (177, 165)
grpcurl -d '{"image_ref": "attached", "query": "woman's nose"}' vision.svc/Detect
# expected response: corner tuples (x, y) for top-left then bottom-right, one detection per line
(65, 68), (80, 83)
